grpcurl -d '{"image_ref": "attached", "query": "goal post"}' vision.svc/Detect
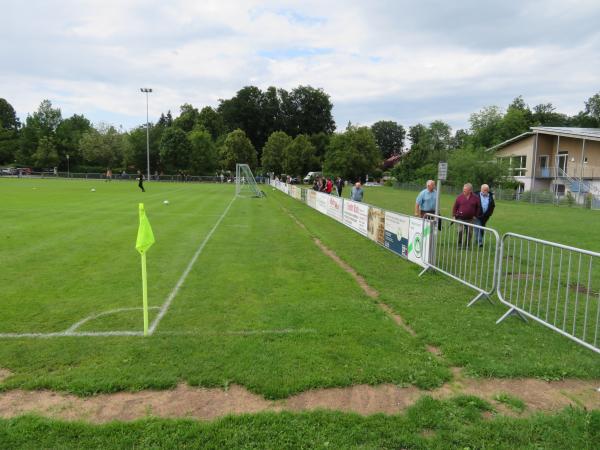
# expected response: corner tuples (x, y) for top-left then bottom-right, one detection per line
(235, 164), (264, 198)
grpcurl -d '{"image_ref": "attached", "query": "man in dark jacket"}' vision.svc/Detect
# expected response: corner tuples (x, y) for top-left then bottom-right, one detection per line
(335, 176), (343, 197)
(474, 184), (495, 247)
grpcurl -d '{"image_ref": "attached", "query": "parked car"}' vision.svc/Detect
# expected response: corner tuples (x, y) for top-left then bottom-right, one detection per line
(303, 171), (322, 183)
(0, 167), (16, 175)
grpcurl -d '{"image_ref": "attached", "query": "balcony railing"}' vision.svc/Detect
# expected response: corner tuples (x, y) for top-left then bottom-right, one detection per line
(536, 166), (600, 179)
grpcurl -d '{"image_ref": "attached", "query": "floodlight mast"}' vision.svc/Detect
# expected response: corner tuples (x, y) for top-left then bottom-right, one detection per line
(140, 88), (153, 181)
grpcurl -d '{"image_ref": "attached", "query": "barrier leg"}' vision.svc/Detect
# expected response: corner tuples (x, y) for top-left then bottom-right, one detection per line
(467, 292), (494, 307)
(418, 266), (431, 277)
(496, 307), (528, 324)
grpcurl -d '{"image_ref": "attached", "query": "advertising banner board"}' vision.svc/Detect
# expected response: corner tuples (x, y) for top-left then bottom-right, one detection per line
(408, 217), (430, 268)
(367, 207), (386, 245)
(307, 190), (317, 209)
(326, 195), (344, 222)
(383, 211), (409, 258)
(343, 200), (369, 236)
(316, 192), (329, 214)
(293, 186), (302, 200)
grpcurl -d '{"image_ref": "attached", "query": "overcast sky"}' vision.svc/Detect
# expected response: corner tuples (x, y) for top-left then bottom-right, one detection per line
(1, 0), (599, 132)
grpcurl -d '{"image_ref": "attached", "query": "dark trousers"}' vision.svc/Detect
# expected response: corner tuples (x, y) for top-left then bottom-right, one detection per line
(475, 217), (489, 245)
(138, 180), (145, 192)
(456, 217), (474, 248)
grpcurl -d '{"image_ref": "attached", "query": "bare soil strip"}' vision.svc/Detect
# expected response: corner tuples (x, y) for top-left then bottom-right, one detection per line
(1, 375), (598, 423)
(0, 369), (12, 383)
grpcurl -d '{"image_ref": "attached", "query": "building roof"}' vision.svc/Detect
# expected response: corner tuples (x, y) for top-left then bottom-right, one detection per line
(488, 127), (600, 152)
(530, 127), (600, 140)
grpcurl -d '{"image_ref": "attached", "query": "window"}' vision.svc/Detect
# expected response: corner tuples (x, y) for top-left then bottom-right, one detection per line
(498, 155), (527, 176)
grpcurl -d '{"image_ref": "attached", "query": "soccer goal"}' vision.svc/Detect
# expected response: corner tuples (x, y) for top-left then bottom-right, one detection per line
(235, 163), (264, 197)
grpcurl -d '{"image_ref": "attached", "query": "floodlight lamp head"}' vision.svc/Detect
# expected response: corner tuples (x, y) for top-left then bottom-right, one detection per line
(140, 88), (153, 93)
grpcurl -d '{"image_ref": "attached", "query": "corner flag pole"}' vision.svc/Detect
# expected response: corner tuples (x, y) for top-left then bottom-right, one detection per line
(141, 252), (149, 335)
(135, 203), (155, 336)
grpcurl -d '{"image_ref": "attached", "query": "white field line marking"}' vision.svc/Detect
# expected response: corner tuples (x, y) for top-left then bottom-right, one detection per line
(148, 196), (236, 335)
(0, 328), (315, 339)
(0, 331), (145, 339)
(156, 328), (317, 336)
(66, 307), (160, 333)
(0, 307), (160, 339)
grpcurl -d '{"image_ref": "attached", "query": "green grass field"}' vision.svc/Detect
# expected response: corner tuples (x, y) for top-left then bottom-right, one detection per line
(1, 178), (599, 447)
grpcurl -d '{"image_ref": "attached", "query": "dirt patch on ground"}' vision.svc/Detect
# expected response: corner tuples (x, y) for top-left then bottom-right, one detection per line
(313, 238), (379, 299)
(0, 368), (12, 383)
(1, 378), (598, 423)
(377, 302), (417, 337)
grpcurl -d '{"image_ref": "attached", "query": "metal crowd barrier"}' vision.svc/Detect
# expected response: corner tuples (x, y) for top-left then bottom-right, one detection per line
(422, 214), (500, 307)
(497, 233), (600, 354)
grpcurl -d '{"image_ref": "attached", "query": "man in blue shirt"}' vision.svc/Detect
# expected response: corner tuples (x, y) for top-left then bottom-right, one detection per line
(474, 184), (496, 247)
(351, 182), (364, 202)
(415, 180), (437, 218)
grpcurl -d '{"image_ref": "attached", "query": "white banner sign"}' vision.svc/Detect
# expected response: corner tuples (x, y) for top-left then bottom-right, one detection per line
(326, 195), (344, 222)
(408, 217), (431, 268)
(343, 200), (369, 236)
(316, 192), (329, 215)
(307, 190), (317, 209)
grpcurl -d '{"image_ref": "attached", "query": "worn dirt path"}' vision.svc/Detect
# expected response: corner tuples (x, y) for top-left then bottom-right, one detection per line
(1, 369), (599, 423)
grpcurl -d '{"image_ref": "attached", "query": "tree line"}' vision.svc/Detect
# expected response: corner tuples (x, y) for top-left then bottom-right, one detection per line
(391, 93), (600, 188)
(1, 87), (598, 186)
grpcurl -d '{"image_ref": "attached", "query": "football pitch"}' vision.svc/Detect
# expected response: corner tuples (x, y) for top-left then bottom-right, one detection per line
(1, 178), (600, 447)
(1, 178), (598, 392)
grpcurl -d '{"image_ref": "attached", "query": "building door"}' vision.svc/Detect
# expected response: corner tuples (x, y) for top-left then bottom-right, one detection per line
(539, 155), (549, 177)
(556, 152), (568, 174)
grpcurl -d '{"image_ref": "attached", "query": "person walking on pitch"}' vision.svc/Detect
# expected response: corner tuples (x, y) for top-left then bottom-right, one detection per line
(137, 170), (145, 192)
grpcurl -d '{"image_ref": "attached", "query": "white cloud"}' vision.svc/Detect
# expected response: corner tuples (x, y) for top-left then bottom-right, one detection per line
(1, 0), (598, 131)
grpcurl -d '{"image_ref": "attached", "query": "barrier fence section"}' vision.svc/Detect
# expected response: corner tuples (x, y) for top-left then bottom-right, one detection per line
(497, 233), (600, 354)
(422, 214), (500, 307)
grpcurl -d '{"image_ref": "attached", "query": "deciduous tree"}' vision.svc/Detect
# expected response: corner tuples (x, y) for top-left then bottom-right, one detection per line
(219, 129), (257, 171)
(371, 120), (405, 158)
(261, 131), (292, 176)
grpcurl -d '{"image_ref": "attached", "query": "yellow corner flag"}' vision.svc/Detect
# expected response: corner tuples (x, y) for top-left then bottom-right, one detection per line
(136, 203), (155, 254)
(136, 203), (154, 336)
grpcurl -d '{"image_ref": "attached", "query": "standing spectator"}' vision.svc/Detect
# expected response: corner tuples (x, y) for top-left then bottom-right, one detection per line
(314, 177), (323, 191)
(335, 176), (343, 197)
(319, 177), (327, 192)
(474, 184), (496, 247)
(325, 177), (333, 194)
(452, 183), (481, 248)
(137, 170), (145, 192)
(105, 168), (112, 182)
(351, 182), (364, 202)
(415, 180), (436, 218)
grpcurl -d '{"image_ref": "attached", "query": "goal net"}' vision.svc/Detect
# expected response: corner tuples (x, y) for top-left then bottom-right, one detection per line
(235, 163), (263, 197)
